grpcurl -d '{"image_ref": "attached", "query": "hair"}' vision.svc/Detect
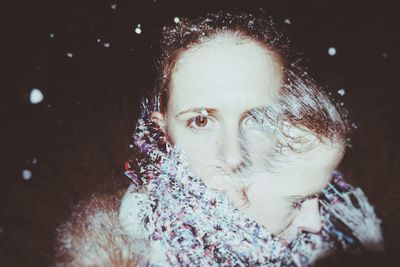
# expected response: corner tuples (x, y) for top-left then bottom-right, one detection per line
(241, 71), (348, 175)
(153, 10), (288, 114)
(151, 10), (350, 148)
(147, 10), (351, 206)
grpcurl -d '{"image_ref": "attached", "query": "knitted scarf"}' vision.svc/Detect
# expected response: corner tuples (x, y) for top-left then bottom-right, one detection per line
(124, 98), (383, 266)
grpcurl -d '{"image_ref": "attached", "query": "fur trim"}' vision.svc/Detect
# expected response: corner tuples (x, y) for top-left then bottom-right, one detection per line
(55, 192), (139, 267)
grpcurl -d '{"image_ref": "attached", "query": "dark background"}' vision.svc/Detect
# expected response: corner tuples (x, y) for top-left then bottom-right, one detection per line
(1, 0), (399, 266)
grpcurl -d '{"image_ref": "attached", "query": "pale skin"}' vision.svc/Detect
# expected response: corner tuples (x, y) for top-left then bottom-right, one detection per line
(243, 140), (344, 240)
(151, 33), (344, 240)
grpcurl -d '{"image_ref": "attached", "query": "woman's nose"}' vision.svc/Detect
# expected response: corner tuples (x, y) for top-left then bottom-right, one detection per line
(220, 128), (244, 172)
(293, 198), (322, 234)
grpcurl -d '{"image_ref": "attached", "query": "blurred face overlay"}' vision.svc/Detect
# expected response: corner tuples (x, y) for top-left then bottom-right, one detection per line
(151, 34), (343, 240)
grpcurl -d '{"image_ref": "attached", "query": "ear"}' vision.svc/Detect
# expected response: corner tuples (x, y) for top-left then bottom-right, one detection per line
(151, 111), (166, 131)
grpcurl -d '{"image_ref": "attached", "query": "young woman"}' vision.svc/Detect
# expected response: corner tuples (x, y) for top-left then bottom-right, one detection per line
(56, 11), (383, 266)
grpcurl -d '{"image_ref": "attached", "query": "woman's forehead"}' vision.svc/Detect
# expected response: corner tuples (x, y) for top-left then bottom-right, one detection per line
(169, 36), (282, 113)
(279, 142), (342, 189)
(246, 143), (342, 202)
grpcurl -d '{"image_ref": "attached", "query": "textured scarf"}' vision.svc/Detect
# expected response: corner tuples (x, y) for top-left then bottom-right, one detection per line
(124, 98), (383, 266)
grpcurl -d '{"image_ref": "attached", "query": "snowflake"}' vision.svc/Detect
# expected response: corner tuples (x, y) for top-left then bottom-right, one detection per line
(135, 24), (142, 34)
(22, 169), (32, 180)
(29, 88), (44, 104)
(328, 47), (336, 56)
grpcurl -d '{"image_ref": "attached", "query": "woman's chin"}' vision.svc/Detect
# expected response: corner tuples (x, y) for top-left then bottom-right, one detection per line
(276, 228), (299, 242)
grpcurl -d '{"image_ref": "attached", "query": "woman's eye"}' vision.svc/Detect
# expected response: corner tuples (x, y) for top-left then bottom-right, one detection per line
(186, 115), (210, 130)
(195, 116), (208, 127)
(243, 116), (258, 127)
(242, 116), (268, 131)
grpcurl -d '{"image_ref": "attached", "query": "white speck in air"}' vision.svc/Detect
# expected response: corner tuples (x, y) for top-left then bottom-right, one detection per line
(135, 27), (142, 34)
(284, 18), (291, 24)
(200, 109), (208, 116)
(97, 38), (101, 43)
(29, 88), (44, 104)
(49, 33), (55, 38)
(382, 52), (388, 58)
(337, 88), (345, 96)
(66, 52), (73, 58)
(103, 42), (110, 48)
(174, 17), (180, 23)
(110, 3), (117, 10)
(328, 47), (337, 56)
(22, 169), (32, 180)
(32, 158), (38, 164)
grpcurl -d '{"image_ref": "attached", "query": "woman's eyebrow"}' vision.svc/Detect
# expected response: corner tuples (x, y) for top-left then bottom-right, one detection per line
(287, 173), (335, 203)
(175, 107), (218, 118)
(240, 110), (253, 121)
(287, 192), (322, 203)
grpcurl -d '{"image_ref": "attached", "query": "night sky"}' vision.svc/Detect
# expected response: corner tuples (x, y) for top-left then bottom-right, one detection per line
(1, 0), (400, 266)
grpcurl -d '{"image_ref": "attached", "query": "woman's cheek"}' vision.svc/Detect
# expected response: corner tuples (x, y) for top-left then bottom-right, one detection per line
(178, 132), (220, 176)
(244, 178), (293, 232)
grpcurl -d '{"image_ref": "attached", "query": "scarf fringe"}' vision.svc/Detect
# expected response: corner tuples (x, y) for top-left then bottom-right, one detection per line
(320, 187), (384, 252)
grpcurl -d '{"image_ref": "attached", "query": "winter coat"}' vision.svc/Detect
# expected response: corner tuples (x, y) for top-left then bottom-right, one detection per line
(53, 98), (381, 266)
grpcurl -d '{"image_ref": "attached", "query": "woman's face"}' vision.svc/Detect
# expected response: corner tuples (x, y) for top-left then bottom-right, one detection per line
(151, 34), (337, 239)
(242, 141), (344, 240)
(157, 35), (282, 177)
